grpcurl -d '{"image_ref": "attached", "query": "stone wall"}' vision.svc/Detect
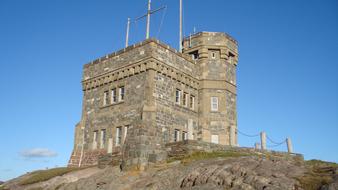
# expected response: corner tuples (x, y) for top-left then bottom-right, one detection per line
(154, 73), (199, 143)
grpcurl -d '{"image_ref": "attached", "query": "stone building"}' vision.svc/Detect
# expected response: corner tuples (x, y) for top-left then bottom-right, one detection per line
(68, 32), (239, 169)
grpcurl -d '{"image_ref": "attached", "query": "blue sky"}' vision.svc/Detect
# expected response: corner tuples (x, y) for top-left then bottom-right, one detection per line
(0, 0), (337, 181)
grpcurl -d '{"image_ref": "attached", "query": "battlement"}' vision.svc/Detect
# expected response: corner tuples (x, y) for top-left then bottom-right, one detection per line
(182, 31), (238, 56)
(84, 38), (193, 69)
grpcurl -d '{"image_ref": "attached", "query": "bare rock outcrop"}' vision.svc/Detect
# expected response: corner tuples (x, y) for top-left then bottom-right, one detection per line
(2, 155), (337, 190)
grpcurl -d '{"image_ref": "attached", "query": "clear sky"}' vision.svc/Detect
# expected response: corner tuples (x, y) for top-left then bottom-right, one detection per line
(0, 0), (337, 181)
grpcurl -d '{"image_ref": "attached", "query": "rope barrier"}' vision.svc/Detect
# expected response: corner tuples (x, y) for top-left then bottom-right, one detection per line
(236, 129), (260, 138)
(266, 135), (285, 145)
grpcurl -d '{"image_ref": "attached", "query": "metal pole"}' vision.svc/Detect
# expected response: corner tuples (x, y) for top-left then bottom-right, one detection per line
(260, 131), (266, 150)
(125, 18), (130, 47)
(287, 137), (293, 153)
(146, 0), (151, 39)
(179, 0), (183, 52)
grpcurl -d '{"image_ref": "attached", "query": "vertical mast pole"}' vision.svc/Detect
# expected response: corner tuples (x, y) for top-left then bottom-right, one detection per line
(179, 0), (183, 52)
(146, 0), (151, 39)
(125, 18), (130, 47)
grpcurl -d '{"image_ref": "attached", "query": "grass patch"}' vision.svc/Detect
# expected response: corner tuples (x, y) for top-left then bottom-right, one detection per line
(0, 186), (9, 190)
(296, 159), (338, 190)
(19, 167), (84, 186)
(305, 159), (338, 168)
(296, 173), (332, 190)
(167, 151), (252, 164)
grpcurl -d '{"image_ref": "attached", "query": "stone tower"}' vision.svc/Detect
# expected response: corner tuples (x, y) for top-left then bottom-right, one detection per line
(68, 32), (239, 169)
(182, 32), (238, 146)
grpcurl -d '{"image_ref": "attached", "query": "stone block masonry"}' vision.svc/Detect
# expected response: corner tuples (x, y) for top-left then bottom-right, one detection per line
(69, 32), (240, 169)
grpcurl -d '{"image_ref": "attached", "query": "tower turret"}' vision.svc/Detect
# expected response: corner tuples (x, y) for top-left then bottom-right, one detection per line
(183, 32), (239, 146)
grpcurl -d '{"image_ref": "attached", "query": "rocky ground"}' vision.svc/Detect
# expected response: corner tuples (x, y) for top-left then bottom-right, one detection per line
(1, 153), (337, 190)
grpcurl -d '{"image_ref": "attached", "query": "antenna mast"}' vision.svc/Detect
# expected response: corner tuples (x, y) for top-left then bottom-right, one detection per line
(179, 0), (183, 52)
(125, 18), (131, 47)
(135, 0), (166, 40)
(146, 0), (151, 39)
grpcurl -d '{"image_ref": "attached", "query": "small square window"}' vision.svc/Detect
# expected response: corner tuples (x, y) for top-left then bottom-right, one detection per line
(211, 97), (219, 111)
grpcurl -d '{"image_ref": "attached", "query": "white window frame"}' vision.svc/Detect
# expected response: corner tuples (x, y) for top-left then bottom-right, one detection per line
(93, 131), (98, 149)
(123, 126), (128, 143)
(119, 86), (125, 102)
(182, 131), (188, 141)
(103, 91), (109, 106)
(174, 129), (180, 142)
(100, 129), (106, 149)
(183, 92), (188, 107)
(111, 88), (117, 103)
(175, 89), (181, 104)
(211, 97), (219, 111)
(190, 95), (195, 109)
(211, 135), (219, 144)
(116, 127), (122, 146)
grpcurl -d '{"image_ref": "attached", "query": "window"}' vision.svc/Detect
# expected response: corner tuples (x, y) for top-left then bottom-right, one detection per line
(93, 131), (98, 149)
(229, 52), (235, 64)
(111, 88), (117, 103)
(174, 129), (180, 142)
(183, 92), (188, 107)
(100, 129), (106, 148)
(119, 86), (125, 102)
(175, 89), (181, 104)
(123, 126), (128, 143)
(210, 50), (219, 59)
(182, 131), (187, 141)
(190, 51), (199, 60)
(103, 91), (109, 106)
(211, 52), (216, 59)
(211, 135), (219, 144)
(190, 95), (195, 109)
(116, 127), (122, 146)
(211, 97), (219, 111)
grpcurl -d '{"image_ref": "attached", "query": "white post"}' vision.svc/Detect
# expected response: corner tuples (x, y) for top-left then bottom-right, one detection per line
(287, 137), (293, 153)
(255, 142), (260, 150)
(146, 0), (151, 39)
(179, 0), (183, 52)
(260, 131), (266, 150)
(125, 18), (130, 47)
